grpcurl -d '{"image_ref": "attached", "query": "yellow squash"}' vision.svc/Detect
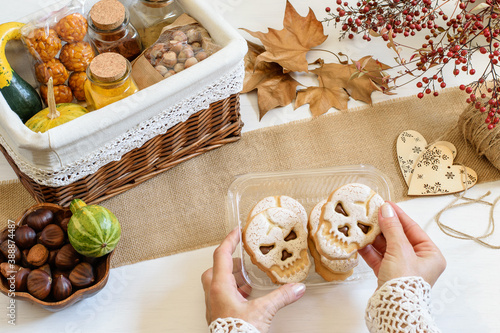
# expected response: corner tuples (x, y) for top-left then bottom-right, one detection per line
(25, 78), (88, 133)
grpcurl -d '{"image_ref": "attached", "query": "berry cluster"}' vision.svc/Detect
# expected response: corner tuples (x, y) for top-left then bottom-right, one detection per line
(325, 0), (500, 129)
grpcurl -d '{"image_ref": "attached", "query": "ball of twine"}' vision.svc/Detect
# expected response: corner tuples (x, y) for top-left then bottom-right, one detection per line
(458, 102), (500, 170)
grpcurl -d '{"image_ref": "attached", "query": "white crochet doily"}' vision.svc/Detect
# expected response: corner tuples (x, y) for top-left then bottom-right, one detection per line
(0, 60), (244, 187)
(209, 318), (260, 333)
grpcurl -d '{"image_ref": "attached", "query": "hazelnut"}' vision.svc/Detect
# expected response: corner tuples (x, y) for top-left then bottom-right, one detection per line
(178, 46), (194, 62)
(0, 241), (21, 264)
(195, 51), (208, 62)
(172, 30), (187, 42)
(173, 63), (185, 73)
(14, 267), (31, 292)
(155, 65), (169, 76)
(186, 28), (202, 44)
(184, 57), (198, 69)
(52, 275), (72, 301)
(25, 209), (54, 231)
(149, 42), (166, 59)
(14, 225), (37, 249)
(27, 244), (49, 267)
(169, 40), (183, 54)
(161, 51), (177, 68)
(191, 42), (202, 52)
(27, 269), (52, 300)
(69, 262), (95, 288)
(55, 244), (80, 270)
(163, 70), (176, 78)
(39, 224), (65, 249)
(0, 262), (21, 278)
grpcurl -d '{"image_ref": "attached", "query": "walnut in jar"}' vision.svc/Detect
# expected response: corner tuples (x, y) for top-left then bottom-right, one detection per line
(68, 72), (87, 101)
(24, 28), (62, 62)
(55, 13), (88, 43)
(35, 59), (69, 85)
(40, 84), (73, 104)
(59, 41), (95, 72)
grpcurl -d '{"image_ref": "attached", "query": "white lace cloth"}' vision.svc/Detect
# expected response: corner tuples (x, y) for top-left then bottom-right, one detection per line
(209, 318), (260, 333)
(209, 277), (440, 333)
(366, 276), (441, 333)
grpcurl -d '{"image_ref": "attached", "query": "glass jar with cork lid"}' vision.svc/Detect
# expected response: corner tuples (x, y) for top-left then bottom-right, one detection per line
(84, 52), (139, 110)
(129, 0), (185, 48)
(87, 0), (143, 61)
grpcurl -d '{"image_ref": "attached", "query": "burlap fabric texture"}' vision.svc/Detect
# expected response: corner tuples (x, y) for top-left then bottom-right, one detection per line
(1, 88), (499, 268)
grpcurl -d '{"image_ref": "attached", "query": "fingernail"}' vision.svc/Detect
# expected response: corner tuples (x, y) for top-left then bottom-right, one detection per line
(381, 202), (395, 218)
(292, 283), (306, 297)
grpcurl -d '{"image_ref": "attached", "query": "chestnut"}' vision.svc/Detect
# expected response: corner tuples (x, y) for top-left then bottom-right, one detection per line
(21, 249), (30, 267)
(39, 263), (51, 277)
(0, 241), (21, 264)
(55, 244), (80, 270)
(52, 275), (72, 301)
(25, 209), (54, 232)
(48, 250), (59, 266)
(14, 267), (31, 292)
(69, 262), (95, 288)
(27, 244), (49, 267)
(0, 262), (21, 278)
(14, 225), (37, 249)
(27, 269), (52, 300)
(39, 224), (65, 249)
(0, 229), (9, 243)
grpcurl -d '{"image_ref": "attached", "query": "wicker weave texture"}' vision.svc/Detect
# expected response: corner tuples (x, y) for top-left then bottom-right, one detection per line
(1, 94), (242, 206)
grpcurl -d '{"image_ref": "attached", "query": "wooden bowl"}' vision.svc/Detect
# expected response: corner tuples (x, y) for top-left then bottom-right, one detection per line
(0, 203), (113, 312)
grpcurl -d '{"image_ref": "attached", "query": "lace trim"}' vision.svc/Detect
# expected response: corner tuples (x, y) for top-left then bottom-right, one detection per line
(209, 318), (260, 333)
(365, 276), (441, 333)
(0, 60), (244, 187)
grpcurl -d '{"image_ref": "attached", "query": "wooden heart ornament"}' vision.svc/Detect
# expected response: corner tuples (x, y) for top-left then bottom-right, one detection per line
(408, 145), (477, 195)
(397, 130), (457, 186)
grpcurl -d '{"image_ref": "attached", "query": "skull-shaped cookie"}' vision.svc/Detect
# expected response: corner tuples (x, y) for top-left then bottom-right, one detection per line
(315, 183), (384, 260)
(243, 207), (311, 284)
(308, 200), (359, 279)
(249, 195), (308, 230)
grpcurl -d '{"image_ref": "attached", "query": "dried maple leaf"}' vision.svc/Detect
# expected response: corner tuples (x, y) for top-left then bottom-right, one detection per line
(296, 56), (390, 116)
(241, 0), (327, 73)
(242, 41), (300, 119)
(296, 86), (349, 116)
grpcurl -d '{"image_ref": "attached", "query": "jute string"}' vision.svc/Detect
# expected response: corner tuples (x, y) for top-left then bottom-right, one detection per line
(433, 104), (500, 249)
(458, 101), (500, 170)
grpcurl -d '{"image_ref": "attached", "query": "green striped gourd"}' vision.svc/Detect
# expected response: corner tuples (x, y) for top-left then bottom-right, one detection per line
(68, 199), (121, 258)
(25, 77), (87, 133)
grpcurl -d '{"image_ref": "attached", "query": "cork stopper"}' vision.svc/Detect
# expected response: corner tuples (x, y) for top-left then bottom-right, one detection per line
(90, 0), (126, 30)
(89, 52), (128, 82)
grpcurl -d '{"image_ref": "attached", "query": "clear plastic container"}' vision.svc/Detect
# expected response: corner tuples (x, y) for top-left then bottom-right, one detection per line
(226, 165), (393, 291)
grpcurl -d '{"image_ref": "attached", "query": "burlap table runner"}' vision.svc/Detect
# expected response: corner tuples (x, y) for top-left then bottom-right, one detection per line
(1, 88), (499, 268)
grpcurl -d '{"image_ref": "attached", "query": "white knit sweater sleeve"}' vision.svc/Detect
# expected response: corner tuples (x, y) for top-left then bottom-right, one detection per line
(365, 276), (441, 333)
(209, 318), (260, 333)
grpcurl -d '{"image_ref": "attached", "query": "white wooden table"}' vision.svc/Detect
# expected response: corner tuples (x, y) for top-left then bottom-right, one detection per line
(1, 1), (499, 332)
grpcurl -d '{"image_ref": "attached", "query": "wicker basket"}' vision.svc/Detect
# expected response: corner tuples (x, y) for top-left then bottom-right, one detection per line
(0, 94), (242, 206)
(0, 0), (247, 206)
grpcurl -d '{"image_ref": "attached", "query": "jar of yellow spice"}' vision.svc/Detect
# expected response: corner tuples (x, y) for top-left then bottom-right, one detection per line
(84, 52), (139, 110)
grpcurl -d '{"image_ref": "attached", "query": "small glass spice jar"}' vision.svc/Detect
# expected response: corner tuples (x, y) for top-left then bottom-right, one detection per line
(84, 52), (139, 110)
(129, 0), (184, 48)
(87, 0), (143, 61)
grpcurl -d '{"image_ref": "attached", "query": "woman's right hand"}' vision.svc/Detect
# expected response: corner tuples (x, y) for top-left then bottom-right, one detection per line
(359, 201), (447, 289)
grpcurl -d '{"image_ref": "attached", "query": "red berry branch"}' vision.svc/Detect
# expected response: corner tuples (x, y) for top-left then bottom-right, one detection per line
(325, 0), (500, 129)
